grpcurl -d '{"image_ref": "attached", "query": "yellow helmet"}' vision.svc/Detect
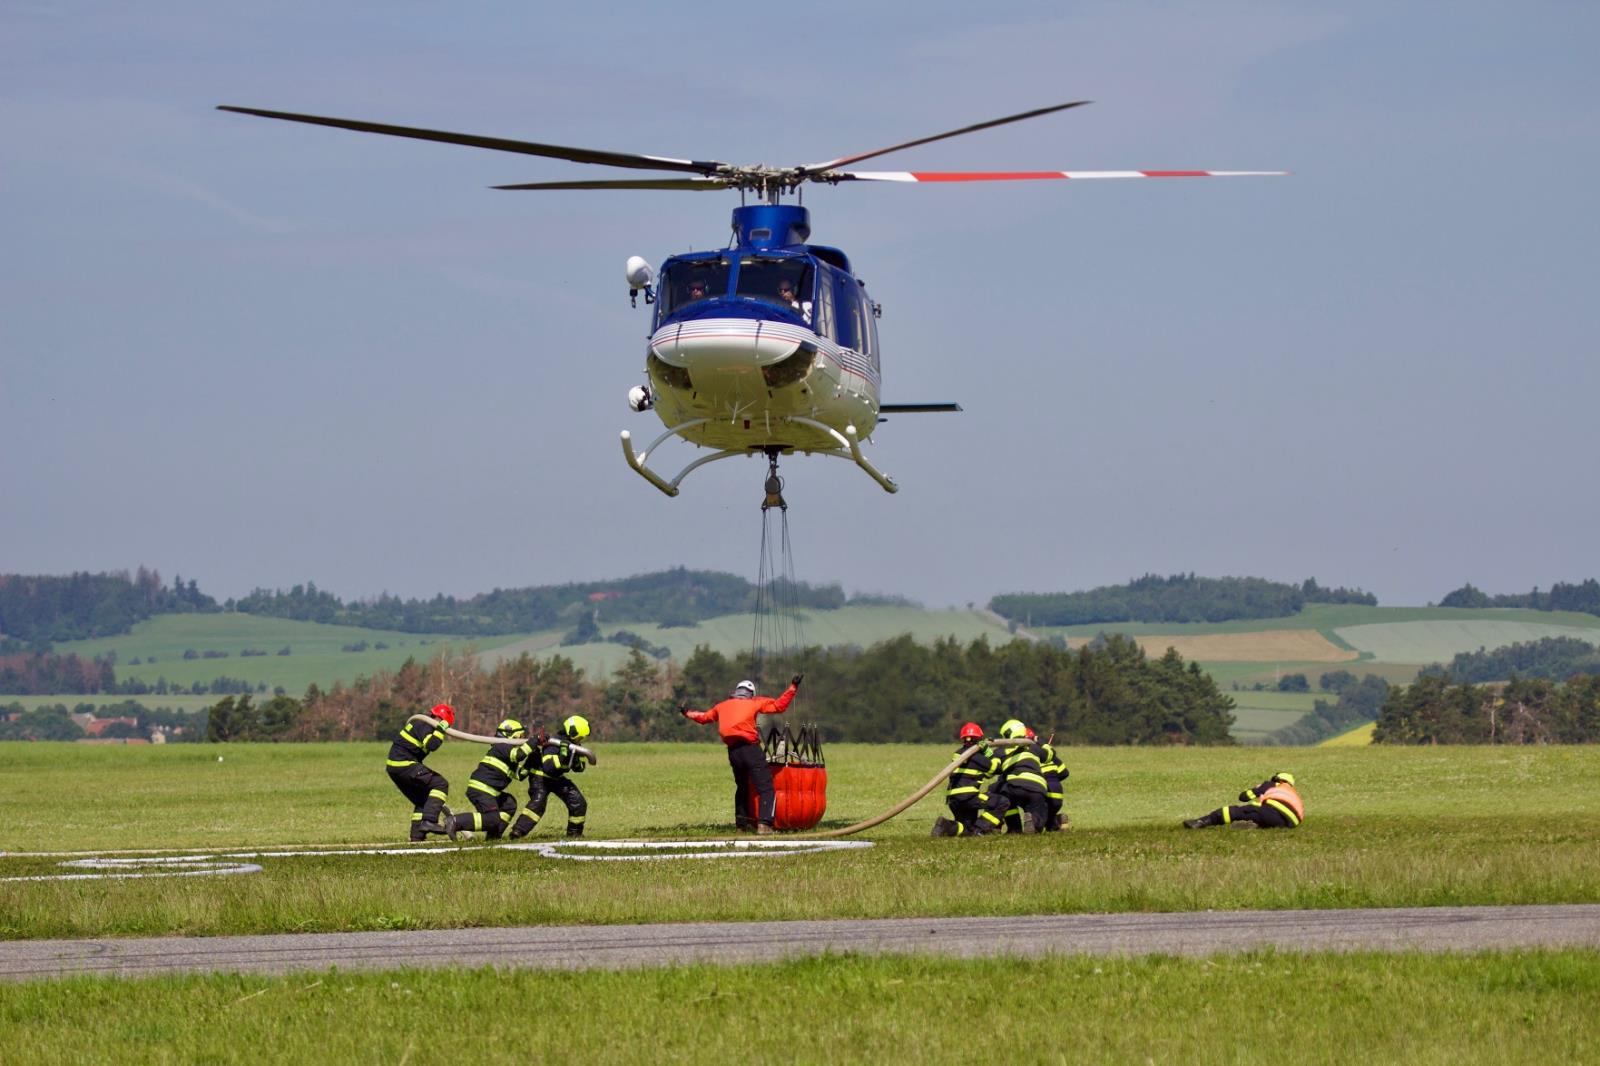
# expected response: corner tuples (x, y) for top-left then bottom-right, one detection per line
(999, 719), (1028, 739)
(496, 718), (527, 739)
(1273, 772), (1296, 787)
(563, 715), (591, 741)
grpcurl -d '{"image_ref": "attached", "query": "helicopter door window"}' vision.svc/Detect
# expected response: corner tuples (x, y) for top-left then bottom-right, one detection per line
(662, 261), (730, 313)
(814, 269), (835, 341)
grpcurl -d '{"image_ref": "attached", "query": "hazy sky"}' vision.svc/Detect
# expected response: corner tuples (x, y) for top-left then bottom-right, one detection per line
(4, 2), (1596, 610)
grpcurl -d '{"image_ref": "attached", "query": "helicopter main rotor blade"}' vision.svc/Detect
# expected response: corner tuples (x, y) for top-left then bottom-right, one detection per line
(799, 100), (1092, 173)
(492, 178), (728, 191)
(832, 168), (1289, 182)
(217, 105), (727, 176)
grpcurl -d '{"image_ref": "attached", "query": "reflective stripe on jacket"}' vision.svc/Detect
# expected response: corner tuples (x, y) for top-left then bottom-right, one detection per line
(466, 739), (534, 795)
(1260, 783), (1304, 825)
(386, 719), (445, 766)
(998, 743), (1047, 792)
(947, 745), (998, 796)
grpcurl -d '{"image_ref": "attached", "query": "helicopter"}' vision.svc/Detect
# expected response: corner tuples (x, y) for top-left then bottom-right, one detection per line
(218, 100), (1284, 501)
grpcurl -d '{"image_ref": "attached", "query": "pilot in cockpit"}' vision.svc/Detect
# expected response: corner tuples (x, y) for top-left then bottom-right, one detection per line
(777, 279), (812, 323)
(686, 279), (709, 303)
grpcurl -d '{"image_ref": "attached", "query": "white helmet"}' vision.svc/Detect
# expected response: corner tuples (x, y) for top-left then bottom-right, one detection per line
(732, 679), (756, 698)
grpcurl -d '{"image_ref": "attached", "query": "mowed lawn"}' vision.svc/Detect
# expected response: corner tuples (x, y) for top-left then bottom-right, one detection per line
(6, 952), (1599, 1066)
(3, 742), (1599, 940)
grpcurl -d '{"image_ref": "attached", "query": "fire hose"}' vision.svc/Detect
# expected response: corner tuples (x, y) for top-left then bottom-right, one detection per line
(412, 714), (1035, 838)
(407, 714), (597, 764)
(790, 737), (1030, 839)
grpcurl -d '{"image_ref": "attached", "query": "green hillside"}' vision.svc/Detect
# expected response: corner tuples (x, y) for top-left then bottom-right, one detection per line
(55, 615), (526, 693)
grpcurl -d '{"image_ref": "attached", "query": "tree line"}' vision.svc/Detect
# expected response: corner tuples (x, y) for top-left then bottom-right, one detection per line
(1373, 673), (1600, 744)
(1422, 636), (1600, 684)
(1261, 673), (1390, 746)
(200, 634), (1237, 746)
(230, 568), (855, 633)
(0, 700), (207, 742)
(989, 574), (1376, 628)
(1439, 579), (1600, 617)
(0, 568), (216, 647)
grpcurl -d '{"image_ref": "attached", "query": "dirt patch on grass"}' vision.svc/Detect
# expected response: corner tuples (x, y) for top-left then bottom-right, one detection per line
(1132, 630), (1359, 663)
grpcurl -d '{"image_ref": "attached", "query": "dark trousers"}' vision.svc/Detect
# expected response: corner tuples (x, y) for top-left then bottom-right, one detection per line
(451, 788), (517, 839)
(1002, 782), (1049, 833)
(947, 791), (984, 832)
(1210, 803), (1294, 829)
(728, 740), (775, 828)
(387, 763), (449, 841)
(510, 775), (588, 838)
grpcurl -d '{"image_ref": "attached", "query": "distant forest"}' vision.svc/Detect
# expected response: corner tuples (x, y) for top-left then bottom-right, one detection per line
(1374, 672), (1600, 744)
(1421, 636), (1600, 685)
(0, 569), (216, 647)
(988, 574), (1376, 627)
(1438, 579), (1600, 617)
(211, 634), (1237, 746)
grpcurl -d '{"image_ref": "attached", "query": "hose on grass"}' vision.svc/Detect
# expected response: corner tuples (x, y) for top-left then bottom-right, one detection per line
(790, 737), (1031, 839)
(407, 714), (597, 764)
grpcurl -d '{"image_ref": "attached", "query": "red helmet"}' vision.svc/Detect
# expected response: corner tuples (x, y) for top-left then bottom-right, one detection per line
(1025, 727), (1037, 739)
(958, 722), (984, 741)
(431, 703), (456, 727)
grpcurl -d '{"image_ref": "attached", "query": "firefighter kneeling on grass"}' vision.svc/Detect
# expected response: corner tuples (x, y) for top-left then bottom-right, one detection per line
(508, 716), (591, 839)
(1183, 772), (1304, 830)
(932, 722), (1006, 837)
(445, 718), (536, 841)
(996, 719), (1050, 834)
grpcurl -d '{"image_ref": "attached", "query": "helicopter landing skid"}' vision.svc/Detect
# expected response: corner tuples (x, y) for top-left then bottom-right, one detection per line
(621, 418), (898, 497)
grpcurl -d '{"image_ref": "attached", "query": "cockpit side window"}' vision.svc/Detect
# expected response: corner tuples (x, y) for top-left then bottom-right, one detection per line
(660, 260), (730, 314)
(735, 257), (813, 317)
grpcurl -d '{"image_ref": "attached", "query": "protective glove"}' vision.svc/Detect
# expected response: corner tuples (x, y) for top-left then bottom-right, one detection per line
(679, 702), (691, 717)
(572, 759), (585, 773)
(1239, 789), (1257, 803)
(790, 673), (804, 689)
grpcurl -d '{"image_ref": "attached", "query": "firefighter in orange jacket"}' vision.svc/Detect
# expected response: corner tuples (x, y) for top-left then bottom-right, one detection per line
(1183, 772), (1304, 829)
(681, 675), (800, 833)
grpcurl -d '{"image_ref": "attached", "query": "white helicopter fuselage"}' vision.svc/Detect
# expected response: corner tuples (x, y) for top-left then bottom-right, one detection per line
(644, 314), (880, 454)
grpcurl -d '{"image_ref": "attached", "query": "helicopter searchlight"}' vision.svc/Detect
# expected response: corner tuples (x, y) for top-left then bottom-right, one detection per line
(218, 99), (1285, 503)
(625, 256), (655, 308)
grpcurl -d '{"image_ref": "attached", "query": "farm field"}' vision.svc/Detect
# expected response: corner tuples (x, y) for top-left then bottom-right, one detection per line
(1225, 690), (1324, 742)
(5, 951), (1598, 1065)
(53, 614), (527, 691)
(4, 742), (1598, 940)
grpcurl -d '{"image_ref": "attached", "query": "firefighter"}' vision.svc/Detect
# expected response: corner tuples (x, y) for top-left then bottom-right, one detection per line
(445, 718), (536, 841)
(1183, 772), (1304, 829)
(932, 722), (1005, 837)
(995, 719), (1050, 834)
(509, 715), (593, 839)
(1035, 729), (1069, 831)
(385, 702), (455, 841)
(681, 675), (800, 833)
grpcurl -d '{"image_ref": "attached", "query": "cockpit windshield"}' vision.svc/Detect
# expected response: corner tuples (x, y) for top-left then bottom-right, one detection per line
(660, 260), (730, 313)
(736, 257), (812, 315)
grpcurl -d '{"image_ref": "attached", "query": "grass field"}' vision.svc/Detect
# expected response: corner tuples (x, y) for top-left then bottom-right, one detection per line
(4, 952), (1597, 1065)
(4, 742), (1599, 940)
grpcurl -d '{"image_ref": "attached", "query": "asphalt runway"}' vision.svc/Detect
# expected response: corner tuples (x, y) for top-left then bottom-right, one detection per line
(4, 905), (1599, 980)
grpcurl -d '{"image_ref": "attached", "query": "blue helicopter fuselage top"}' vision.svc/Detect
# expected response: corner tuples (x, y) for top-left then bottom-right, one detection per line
(652, 205), (879, 362)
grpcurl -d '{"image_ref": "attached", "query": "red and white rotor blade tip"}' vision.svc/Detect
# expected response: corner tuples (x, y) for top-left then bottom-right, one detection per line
(834, 169), (1289, 183)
